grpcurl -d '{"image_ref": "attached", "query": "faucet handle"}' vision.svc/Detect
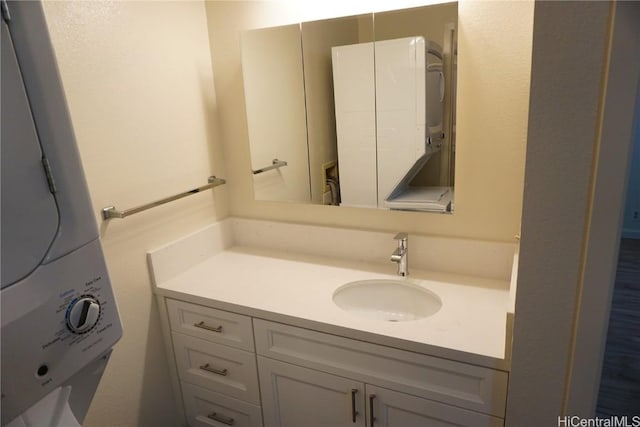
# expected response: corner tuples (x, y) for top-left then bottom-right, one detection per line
(393, 232), (408, 241)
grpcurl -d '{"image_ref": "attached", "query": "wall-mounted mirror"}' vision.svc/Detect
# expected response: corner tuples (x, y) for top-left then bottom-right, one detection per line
(241, 2), (457, 213)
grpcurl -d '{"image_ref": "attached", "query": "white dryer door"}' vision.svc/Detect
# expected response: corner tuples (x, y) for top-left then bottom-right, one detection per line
(1, 19), (59, 289)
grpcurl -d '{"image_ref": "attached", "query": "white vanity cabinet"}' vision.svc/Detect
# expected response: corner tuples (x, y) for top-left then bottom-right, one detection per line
(158, 298), (508, 427)
(258, 356), (503, 427)
(254, 319), (506, 427)
(163, 299), (263, 427)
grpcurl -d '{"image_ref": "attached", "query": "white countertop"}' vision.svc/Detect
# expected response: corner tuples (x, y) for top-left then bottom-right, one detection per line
(153, 245), (511, 370)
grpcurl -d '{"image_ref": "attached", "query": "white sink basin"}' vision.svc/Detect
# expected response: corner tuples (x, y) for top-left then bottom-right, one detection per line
(332, 279), (442, 322)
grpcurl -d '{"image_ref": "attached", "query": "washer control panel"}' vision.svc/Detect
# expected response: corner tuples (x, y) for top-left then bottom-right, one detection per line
(1, 240), (122, 423)
(66, 295), (101, 334)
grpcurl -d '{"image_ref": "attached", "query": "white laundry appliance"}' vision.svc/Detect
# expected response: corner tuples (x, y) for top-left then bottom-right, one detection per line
(1, 1), (123, 425)
(332, 36), (452, 212)
(331, 41), (377, 209)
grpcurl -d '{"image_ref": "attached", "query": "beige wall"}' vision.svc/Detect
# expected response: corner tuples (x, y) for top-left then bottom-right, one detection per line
(508, 1), (640, 422)
(43, 1), (226, 425)
(506, 0), (610, 418)
(207, 0), (534, 242)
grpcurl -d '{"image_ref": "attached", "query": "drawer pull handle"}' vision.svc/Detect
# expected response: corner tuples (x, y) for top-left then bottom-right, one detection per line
(199, 363), (228, 376)
(351, 389), (359, 423)
(369, 394), (376, 427)
(207, 412), (235, 426)
(194, 321), (223, 333)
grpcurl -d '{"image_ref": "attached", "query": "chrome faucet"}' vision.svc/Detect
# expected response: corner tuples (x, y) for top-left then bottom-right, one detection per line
(390, 232), (408, 276)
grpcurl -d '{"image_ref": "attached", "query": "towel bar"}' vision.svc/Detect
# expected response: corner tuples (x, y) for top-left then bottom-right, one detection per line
(101, 176), (225, 220)
(252, 159), (287, 175)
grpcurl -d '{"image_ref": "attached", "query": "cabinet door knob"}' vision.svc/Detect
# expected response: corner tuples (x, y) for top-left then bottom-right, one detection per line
(351, 389), (359, 423)
(369, 394), (376, 427)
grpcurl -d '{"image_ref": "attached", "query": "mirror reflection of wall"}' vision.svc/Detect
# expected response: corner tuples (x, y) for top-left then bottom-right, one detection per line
(241, 2), (457, 213)
(241, 24), (311, 202)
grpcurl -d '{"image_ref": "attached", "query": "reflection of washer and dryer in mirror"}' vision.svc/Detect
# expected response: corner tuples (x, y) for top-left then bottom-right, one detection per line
(333, 36), (454, 212)
(1, 1), (122, 425)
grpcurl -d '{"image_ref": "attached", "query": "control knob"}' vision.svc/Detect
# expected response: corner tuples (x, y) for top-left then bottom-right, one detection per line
(66, 296), (101, 334)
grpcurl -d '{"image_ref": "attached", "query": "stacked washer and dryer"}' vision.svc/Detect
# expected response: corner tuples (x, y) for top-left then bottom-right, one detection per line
(332, 36), (453, 212)
(1, 1), (122, 425)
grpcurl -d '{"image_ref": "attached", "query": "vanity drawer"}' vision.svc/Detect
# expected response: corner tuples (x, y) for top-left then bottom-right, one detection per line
(182, 382), (263, 427)
(173, 332), (260, 405)
(254, 319), (508, 417)
(167, 299), (254, 351)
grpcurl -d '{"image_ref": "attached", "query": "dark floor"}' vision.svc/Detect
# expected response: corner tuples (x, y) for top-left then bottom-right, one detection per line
(596, 238), (640, 416)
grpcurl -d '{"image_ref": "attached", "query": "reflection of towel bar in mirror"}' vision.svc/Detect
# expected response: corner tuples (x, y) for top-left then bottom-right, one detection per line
(101, 176), (226, 220)
(252, 159), (288, 175)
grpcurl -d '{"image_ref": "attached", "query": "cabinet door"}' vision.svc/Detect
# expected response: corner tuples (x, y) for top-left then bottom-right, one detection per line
(258, 356), (366, 427)
(365, 385), (504, 427)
